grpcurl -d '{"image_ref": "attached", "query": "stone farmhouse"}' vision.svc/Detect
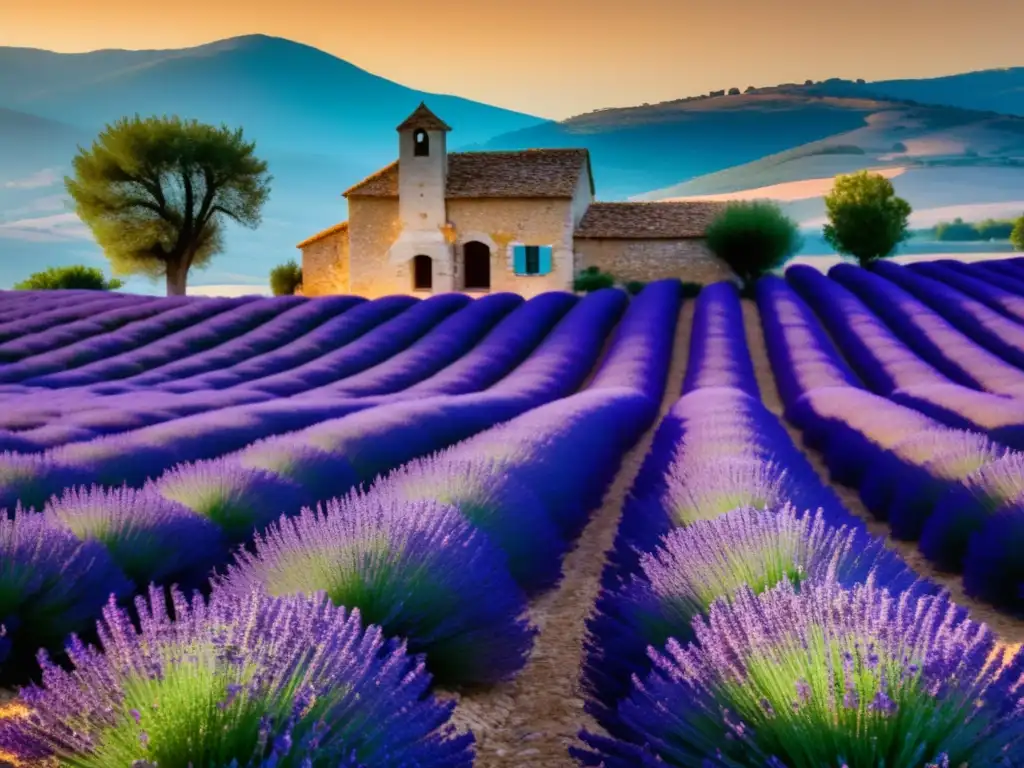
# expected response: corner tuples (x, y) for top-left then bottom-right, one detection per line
(297, 103), (731, 298)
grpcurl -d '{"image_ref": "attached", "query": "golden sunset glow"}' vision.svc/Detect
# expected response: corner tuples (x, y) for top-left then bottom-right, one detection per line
(1, 0), (1021, 117)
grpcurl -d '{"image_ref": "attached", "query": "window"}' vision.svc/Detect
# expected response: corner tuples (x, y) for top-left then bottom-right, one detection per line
(524, 246), (540, 275)
(512, 245), (553, 276)
(414, 129), (429, 157)
(412, 254), (432, 290)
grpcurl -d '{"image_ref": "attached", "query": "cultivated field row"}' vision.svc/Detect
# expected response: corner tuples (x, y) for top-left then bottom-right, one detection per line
(1, 261), (1024, 765)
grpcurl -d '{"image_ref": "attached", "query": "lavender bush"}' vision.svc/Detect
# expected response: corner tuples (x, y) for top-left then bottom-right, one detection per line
(215, 492), (535, 686)
(0, 509), (131, 674)
(575, 577), (1024, 767)
(233, 438), (360, 505)
(582, 506), (934, 737)
(44, 485), (225, 587)
(153, 459), (311, 543)
(921, 451), (1024, 570)
(0, 452), (96, 513)
(0, 586), (475, 766)
(372, 454), (567, 594)
(963, 498), (1024, 612)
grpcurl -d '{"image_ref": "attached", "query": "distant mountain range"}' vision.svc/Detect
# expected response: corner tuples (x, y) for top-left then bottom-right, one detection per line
(0, 34), (1022, 292)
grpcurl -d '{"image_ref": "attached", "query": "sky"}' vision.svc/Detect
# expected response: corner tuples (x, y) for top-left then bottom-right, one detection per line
(2, 0), (1022, 118)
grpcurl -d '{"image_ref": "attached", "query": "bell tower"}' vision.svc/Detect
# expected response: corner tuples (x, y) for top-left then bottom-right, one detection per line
(388, 103), (455, 292)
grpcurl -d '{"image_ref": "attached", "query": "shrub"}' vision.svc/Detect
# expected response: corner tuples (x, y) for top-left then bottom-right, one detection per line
(582, 507), (932, 736)
(0, 452), (96, 513)
(371, 456), (567, 595)
(704, 201), (802, 287)
(624, 280), (647, 296)
(43, 485), (225, 587)
(269, 258), (303, 296)
(1013, 215), (1024, 251)
(962, 499), (1024, 611)
(13, 265), (124, 291)
(823, 170), (912, 265)
(921, 452), (1024, 570)
(152, 459), (311, 543)
(233, 437), (360, 505)
(574, 578), (1024, 767)
(0, 586), (475, 766)
(574, 266), (616, 293)
(215, 492), (535, 686)
(0, 510), (132, 675)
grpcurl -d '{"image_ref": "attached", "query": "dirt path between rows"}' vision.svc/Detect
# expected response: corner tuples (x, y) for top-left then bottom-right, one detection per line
(740, 298), (1024, 645)
(447, 300), (696, 767)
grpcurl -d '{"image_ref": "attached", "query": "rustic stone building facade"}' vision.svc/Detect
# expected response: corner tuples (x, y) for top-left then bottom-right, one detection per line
(297, 103), (731, 298)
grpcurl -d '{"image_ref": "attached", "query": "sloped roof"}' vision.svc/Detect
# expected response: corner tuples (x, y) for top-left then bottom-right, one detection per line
(296, 220), (348, 249)
(574, 201), (726, 239)
(396, 102), (452, 132)
(343, 149), (593, 199)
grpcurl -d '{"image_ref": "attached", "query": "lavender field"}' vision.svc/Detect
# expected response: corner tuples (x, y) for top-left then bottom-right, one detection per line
(1, 261), (1024, 767)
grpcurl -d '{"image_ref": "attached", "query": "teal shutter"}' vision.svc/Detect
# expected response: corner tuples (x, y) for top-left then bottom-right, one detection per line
(539, 246), (553, 275)
(513, 245), (526, 275)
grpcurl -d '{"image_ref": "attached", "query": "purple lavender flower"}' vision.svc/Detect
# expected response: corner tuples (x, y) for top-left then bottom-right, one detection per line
(0, 509), (131, 675)
(0, 451), (96, 514)
(233, 436), (360, 505)
(371, 453), (567, 595)
(214, 490), (535, 686)
(0, 586), (474, 766)
(881, 430), (1005, 541)
(44, 485), (225, 587)
(963, 495), (1024, 611)
(574, 577), (1024, 767)
(922, 451), (1024, 571)
(153, 458), (312, 543)
(582, 506), (934, 736)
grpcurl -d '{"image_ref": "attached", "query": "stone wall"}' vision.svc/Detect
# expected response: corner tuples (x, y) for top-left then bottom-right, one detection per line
(346, 198), (411, 297)
(300, 229), (349, 296)
(573, 237), (734, 285)
(447, 198), (575, 297)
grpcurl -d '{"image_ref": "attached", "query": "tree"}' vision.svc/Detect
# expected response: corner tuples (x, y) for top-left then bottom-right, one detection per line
(822, 170), (912, 266)
(704, 201), (802, 288)
(270, 259), (303, 296)
(1012, 215), (1024, 251)
(14, 265), (124, 291)
(65, 115), (272, 296)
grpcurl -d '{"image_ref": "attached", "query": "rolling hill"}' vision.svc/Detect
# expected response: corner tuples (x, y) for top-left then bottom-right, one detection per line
(1, 35), (1022, 291)
(623, 82), (1024, 241)
(0, 34), (547, 292)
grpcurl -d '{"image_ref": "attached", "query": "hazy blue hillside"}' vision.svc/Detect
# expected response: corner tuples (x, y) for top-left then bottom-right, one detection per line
(866, 68), (1024, 117)
(0, 35), (547, 290)
(0, 35), (545, 154)
(472, 100), (869, 199)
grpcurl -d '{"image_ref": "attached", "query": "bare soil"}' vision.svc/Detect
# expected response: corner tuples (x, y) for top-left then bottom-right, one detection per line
(447, 301), (696, 767)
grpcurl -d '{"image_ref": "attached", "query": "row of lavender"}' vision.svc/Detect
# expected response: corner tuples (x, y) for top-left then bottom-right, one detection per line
(0, 282), (682, 766)
(0, 287), (627, 669)
(573, 281), (1024, 766)
(777, 262), (1024, 611)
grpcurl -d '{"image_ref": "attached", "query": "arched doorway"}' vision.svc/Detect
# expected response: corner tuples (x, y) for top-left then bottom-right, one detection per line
(463, 241), (491, 290)
(412, 254), (433, 291)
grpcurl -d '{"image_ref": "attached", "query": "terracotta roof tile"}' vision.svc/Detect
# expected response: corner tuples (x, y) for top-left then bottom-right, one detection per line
(296, 220), (348, 249)
(574, 201), (726, 239)
(343, 149), (592, 199)
(396, 102), (452, 132)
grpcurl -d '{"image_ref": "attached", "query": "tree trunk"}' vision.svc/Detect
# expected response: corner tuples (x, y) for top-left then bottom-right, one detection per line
(166, 261), (188, 296)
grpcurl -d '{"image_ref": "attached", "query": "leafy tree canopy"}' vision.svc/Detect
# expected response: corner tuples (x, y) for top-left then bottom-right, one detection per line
(823, 170), (912, 266)
(65, 115), (272, 296)
(13, 265), (124, 291)
(705, 201), (802, 287)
